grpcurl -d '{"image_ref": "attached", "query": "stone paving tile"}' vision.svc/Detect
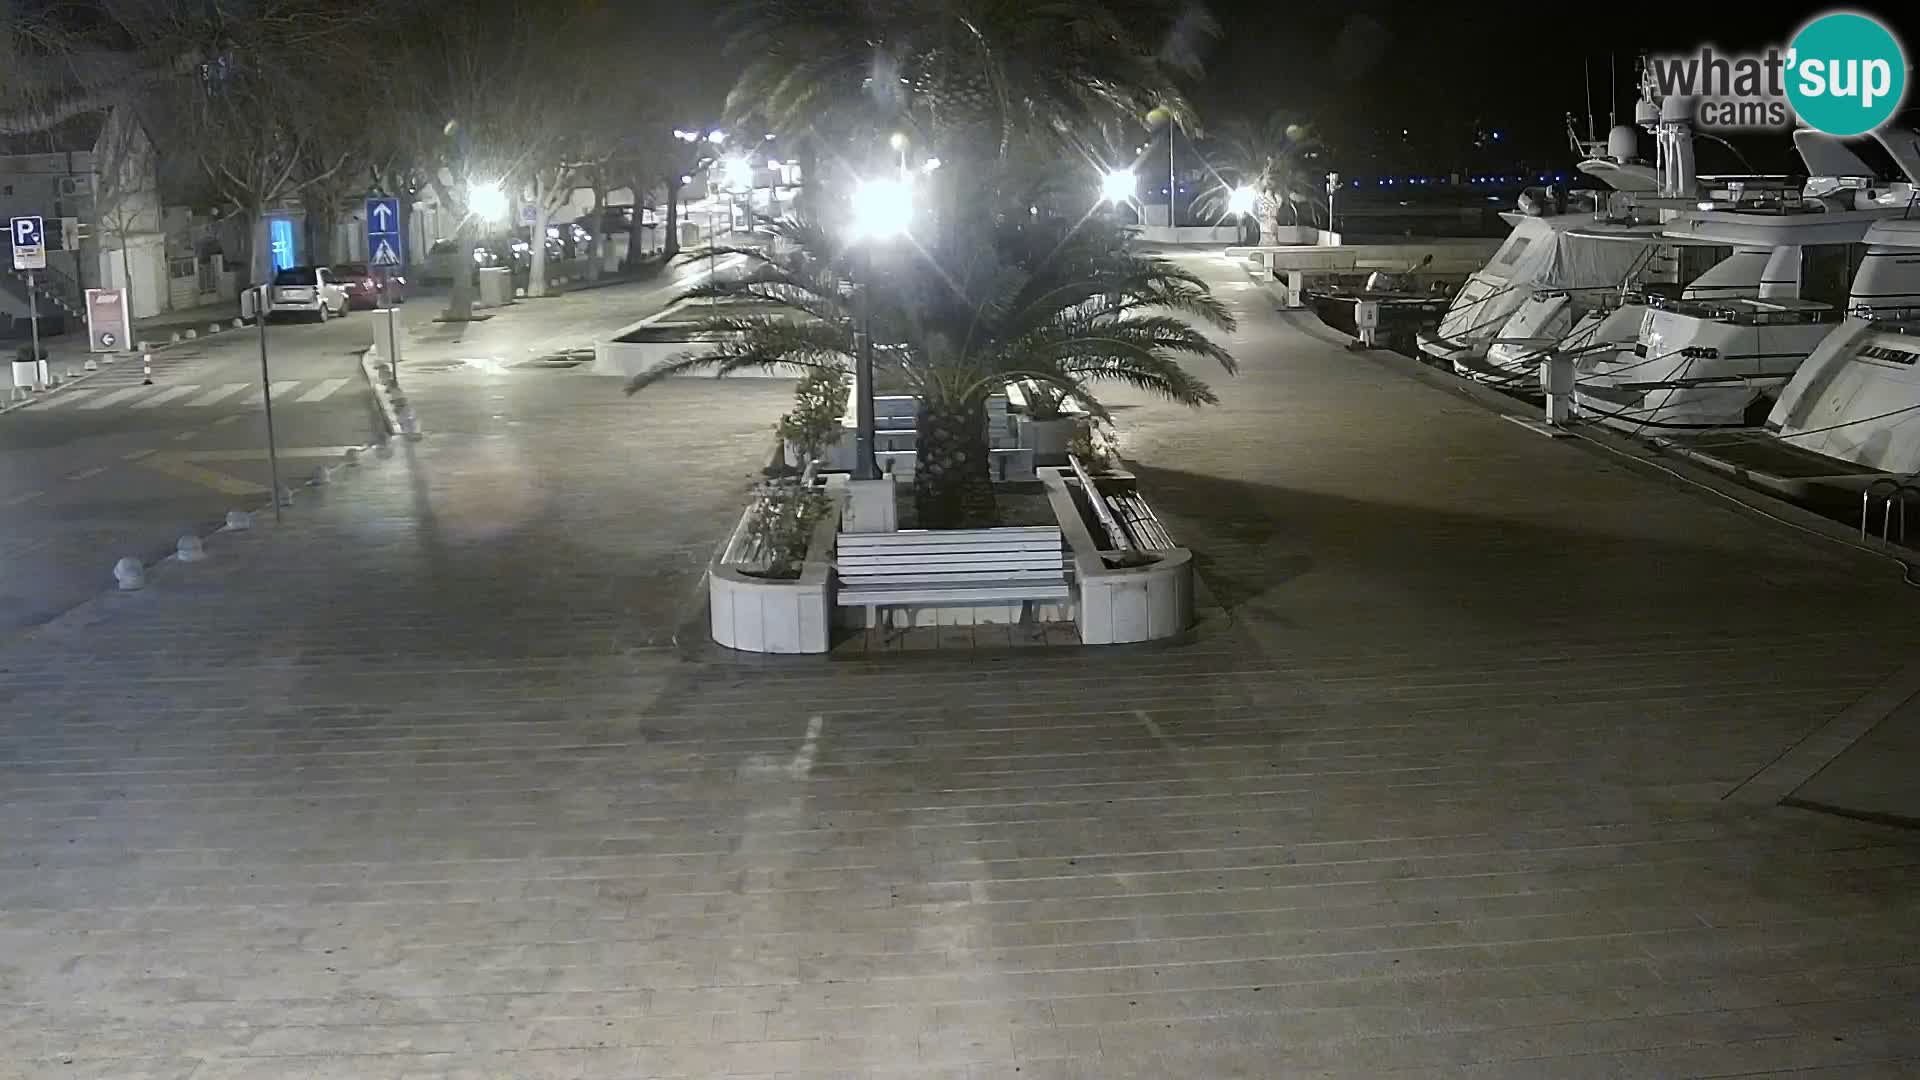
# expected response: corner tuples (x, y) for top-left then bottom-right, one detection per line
(3, 258), (1920, 1078)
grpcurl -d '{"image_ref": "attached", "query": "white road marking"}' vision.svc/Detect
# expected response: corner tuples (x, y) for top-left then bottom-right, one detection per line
(79, 387), (150, 410)
(26, 389), (99, 410)
(132, 385), (200, 408)
(64, 465), (108, 481)
(212, 414), (248, 427)
(296, 378), (350, 402)
(267, 380), (302, 400)
(188, 383), (250, 406)
(121, 448), (156, 461)
(172, 430), (199, 441)
(1, 490), (43, 506)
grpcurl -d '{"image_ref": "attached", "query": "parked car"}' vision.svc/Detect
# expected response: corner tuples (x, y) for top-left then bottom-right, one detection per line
(268, 266), (349, 322)
(423, 239), (500, 284)
(330, 262), (409, 309)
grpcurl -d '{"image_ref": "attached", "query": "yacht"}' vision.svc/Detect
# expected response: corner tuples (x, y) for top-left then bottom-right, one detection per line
(1570, 116), (1920, 433)
(1758, 218), (1920, 477)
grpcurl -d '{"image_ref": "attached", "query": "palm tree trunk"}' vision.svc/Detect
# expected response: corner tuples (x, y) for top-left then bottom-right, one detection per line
(913, 396), (997, 529)
(663, 181), (682, 259)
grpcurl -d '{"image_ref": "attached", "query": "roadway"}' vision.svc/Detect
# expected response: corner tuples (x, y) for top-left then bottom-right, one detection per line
(0, 259), (727, 637)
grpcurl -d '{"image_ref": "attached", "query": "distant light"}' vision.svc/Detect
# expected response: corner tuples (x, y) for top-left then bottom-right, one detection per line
(1401, 128), (1409, 136)
(706, 130), (727, 144)
(1557, 173), (1566, 181)
(1030, 205), (1039, 216)
(680, 174), (692, 185)
(889, 132), (907, 150)
(851, 176), (913, 240)
(1226, 185), (1257, 215)
(1697, 200), (1717, 210)
(922, 157), (942, 173)
(1492, 131), (1502, 140)
(763, 132), (776, 141)
(1101, 168), (1135, 203)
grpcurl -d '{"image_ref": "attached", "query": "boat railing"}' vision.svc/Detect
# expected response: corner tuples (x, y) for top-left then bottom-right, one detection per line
(1861, 476), (1920, 545)
(1645, 294), (1838, 327)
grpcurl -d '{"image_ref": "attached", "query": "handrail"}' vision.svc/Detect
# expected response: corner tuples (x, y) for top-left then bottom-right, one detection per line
(1862, 476), (1909, 542)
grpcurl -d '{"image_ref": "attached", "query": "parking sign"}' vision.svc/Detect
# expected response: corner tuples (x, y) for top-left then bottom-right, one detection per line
(11, 215), (45, 270)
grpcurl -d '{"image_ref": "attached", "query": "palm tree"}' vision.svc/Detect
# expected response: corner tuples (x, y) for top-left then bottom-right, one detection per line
(723, 0), (1213, 201)
(1195, 112), (1322, 243)
(625, 215), (1236, 529)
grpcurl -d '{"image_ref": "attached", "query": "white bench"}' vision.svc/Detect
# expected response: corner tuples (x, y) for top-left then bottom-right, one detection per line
(836, 527), (1069, 627)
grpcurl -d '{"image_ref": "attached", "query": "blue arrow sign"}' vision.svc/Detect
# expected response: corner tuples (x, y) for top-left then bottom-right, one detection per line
(365, 197), (402, 267)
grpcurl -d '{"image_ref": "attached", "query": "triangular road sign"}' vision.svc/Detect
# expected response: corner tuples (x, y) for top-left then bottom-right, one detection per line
(372, 238), (401, 266)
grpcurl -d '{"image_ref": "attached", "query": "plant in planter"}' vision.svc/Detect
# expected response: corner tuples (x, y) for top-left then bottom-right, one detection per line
(626, 209), (1236, 529)
(746, 480), (831, 580)
(777, 368), (850, 470)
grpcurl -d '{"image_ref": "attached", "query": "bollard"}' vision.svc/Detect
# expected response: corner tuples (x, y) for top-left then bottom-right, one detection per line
(208, 323), (221, 335)
(176, 534), (207, 562)
(113, 557), (145, 591)
(141, 352), (152, 385)
(224, 510), (254, 531)
(276, 486), (294, 507)
(309, 465), (332, 486)
(83, 358), (98, 371)
(343, 447), (362, 466)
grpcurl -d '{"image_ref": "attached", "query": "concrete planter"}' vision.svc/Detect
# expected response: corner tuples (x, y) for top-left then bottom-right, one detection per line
(593, 298), (803, 380)
(1040, 468), (1194, 644)
(708, 489), (842, 654)
(1020, 416), (1077, 465)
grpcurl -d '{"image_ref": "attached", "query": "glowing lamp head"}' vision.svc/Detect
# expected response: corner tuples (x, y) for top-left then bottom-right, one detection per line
(1100, 167), (1135, 203)
(1227, 185), (1258, 216)
(722, 155), (753, 190)
(851, 177), (913, 240)
(469, 182), (508, 221)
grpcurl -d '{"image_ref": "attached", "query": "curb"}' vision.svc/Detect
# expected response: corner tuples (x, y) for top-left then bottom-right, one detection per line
(360, 344), (421, 439)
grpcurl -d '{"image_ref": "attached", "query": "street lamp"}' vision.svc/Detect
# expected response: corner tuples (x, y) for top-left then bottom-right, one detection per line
(848, 176), (914, 480)
(470, 182), (508, 222)
(1226, 185), (1257, 216)
(1100, 167), (1135, 204)
(1326, 171), (1341, 233)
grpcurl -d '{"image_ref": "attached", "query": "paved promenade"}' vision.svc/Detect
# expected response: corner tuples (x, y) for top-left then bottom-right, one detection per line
(1, 253), (1917, 1078)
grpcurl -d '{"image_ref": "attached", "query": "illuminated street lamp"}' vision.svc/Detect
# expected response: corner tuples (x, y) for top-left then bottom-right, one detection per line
(1100, 167), (1136, 204)
(1326, 171), (1341, 232)
(848, 176), (914, 480)
(469, 182), (508, 221)
(1226, 184), (1257, 216)
(851, 177), (913, 241)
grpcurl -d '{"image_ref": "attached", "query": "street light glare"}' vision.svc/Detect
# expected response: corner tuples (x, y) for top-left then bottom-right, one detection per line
(922, 157), (942, 174)
(851, 177), (913, 240)
(470, 182), (508, 221)
(1100, 167), (1135, 204)
(723, 155), (754, 190)
(707, 130), (727, 144)
(889, 132), (908, 150)
(1227, 185), (1257, 216)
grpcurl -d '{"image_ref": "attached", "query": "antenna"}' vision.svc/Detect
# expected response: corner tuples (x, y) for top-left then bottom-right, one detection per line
(1584, 58), (1596, 141)
(1609, 54), (1618, 127)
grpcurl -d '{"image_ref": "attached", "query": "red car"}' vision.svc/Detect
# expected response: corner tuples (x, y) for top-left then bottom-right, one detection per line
(330, 262), (409, 310)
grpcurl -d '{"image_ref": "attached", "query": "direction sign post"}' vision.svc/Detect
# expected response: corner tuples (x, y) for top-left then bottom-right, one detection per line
(365, 197), (404, 388)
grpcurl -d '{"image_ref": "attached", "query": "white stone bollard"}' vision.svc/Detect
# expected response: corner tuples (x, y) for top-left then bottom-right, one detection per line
(343, 447), (362, 466)
(183, 329), (197, 340)
(224, 510), (254, 531)
(176, 534), (207, 562)
(83, 358), (98, 371)
(309, 465), (333, 486)
(208, 323), (221, 335)
(113, 557), (145, 590)
(275, 486), (294, 507)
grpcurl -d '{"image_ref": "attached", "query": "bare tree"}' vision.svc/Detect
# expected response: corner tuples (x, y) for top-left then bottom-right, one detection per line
(104, 0), (367, 284)
(89, 105), (158, 318)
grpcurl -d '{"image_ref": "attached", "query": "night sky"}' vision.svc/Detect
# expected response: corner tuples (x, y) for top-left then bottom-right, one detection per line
(658, 2), (1920, 179)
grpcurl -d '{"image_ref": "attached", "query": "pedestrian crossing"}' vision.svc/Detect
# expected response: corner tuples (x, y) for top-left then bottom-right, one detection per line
(22, 377), (357, 412)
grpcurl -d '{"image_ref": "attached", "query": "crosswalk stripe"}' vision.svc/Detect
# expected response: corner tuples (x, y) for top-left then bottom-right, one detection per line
(268, 380), (302, 400)
(188, 383), (250, 406)
(25, 389), (99, 410)
(133, 385), (201, 408)
(79, 386), (150, 410)
(296, 378), (350, 403)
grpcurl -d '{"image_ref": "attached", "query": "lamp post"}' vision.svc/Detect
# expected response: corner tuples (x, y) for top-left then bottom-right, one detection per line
(1227, 184), (1257, 244)
(1326, 171), (1341, 234)
(849, 176), (913, 481)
